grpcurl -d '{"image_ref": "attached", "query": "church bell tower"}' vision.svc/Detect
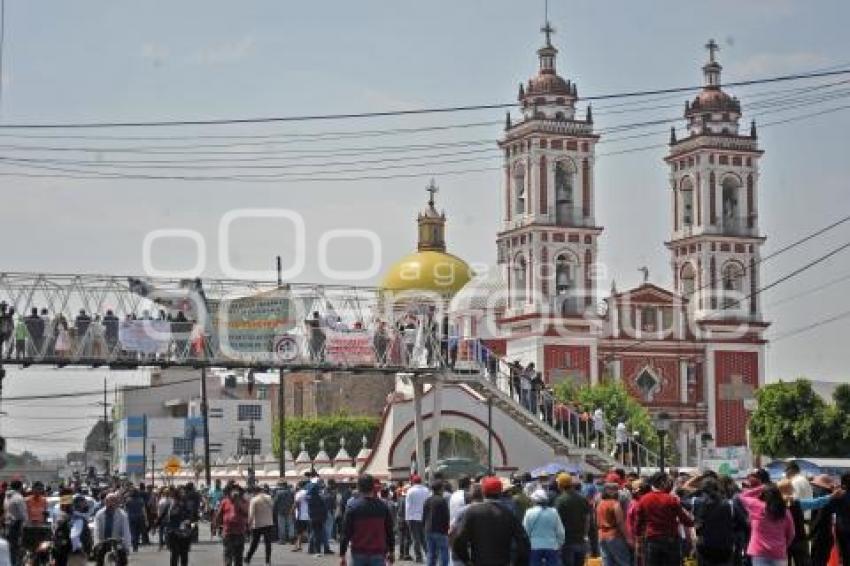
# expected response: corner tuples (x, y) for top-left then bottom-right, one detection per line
(497, 21), (602, 318)
(665, 40), (766, 325)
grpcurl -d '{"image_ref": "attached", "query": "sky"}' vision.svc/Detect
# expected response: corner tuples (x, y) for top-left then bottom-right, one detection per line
(0, 0), (849, 455)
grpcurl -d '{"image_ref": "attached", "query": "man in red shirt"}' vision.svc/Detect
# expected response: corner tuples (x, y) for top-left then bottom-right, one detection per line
(216, 484), (250, 566)
(634, 472), (693, 566)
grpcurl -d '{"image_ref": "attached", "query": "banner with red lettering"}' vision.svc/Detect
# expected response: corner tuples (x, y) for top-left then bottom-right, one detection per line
(324, 330), (374, 365)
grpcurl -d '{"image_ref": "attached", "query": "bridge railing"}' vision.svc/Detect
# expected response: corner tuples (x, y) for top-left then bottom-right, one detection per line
(0, 272), (458, 371)
(454, 339), (660, 470)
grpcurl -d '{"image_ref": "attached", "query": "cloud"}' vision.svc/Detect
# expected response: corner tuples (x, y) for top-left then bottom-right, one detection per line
(140, 43), (170, 67)
(188, 36), (256, 65)
(357, 85), (423, 112)
(729, 51), (829, 78)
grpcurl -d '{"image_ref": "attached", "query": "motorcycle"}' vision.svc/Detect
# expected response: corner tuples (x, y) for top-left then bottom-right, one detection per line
(22, 540), (52, 566)
(98, 538), (127, 566)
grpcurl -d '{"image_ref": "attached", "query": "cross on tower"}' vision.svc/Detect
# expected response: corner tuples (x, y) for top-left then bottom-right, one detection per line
(426, 178), (439, 206)
(541, 21), (556, 46)
(719, 374), (754, 401)
(705, 38), (720, 63)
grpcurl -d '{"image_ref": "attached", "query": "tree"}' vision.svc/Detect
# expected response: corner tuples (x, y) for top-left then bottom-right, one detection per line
(748, 379), (835, 458)
(271, 415), (380, 459)
(553, 380), (659, 452)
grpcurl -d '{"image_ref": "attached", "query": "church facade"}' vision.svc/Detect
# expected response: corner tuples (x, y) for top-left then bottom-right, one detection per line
(450, 30), (768, 466)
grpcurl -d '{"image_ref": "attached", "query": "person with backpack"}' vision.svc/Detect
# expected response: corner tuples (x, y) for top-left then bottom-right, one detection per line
(272, 482), (294, 545)
(524, 488), (565, 566)
(163, 488), (194, 566)
(307, 482), (331, 556)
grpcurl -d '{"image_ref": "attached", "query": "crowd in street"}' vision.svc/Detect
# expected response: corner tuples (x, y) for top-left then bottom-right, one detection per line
(0, 460), (848, 565)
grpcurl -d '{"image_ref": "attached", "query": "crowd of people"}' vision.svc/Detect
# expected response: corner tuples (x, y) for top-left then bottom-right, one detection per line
(0, 479), (205, 566)
(0, 460), (848, 566)
(211, 461), (850, 566)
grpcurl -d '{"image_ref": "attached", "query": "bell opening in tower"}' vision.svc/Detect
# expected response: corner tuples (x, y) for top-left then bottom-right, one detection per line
(554, 161), (575, 226)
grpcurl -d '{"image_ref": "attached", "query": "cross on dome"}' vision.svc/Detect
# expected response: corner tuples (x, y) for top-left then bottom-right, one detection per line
(705, 38), (720, 63)
(426, 178), (439, 206)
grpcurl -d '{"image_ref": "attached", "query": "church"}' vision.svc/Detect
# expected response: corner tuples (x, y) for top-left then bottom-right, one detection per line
(381, 26), (767, 467)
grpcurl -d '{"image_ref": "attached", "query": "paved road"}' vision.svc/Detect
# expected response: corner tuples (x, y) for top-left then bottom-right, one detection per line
(134, 524), (342, 566)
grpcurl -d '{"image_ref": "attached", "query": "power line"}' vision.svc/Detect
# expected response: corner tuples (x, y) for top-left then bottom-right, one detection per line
(764, 270), (850, 310)
(0, 82), (843, 171)
(1, 68), (849, 130)
(604, 212), (850, 359)
(769, 309), (850, 343)
(3, 98), (846, 184)
(0, 374), (200, 403)
(0, 76), (840, 146)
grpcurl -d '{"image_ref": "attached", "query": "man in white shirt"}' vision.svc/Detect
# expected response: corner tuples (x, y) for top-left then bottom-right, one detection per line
(786, 461), (814, 518)
(404, 475), (430, 563)
(615, 422), (628, 465)
(448, 476), (471, 526)
(293, 483), (310, 552)
(593, 407), (605, 447)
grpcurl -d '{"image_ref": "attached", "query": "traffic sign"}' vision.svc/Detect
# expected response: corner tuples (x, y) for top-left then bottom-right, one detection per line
(274, 334), (299, 362)
(163, 455), (182, 475)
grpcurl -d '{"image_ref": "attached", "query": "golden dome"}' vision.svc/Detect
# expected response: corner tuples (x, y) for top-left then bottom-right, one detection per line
(381, 250), (472, 295)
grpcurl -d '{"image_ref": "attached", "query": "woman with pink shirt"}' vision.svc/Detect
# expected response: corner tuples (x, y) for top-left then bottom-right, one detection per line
(738, 484), (795, 566)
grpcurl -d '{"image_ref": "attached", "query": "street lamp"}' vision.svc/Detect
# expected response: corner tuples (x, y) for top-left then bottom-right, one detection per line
(654, 412), (671, 474)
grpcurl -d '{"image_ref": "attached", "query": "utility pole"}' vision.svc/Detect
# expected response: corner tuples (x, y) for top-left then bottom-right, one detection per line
(248, 417), (256, 487)
(278, 368), (286, 479)
(102, 378), (110, 477)
(276, 255), (286, 480)
(142, 414), (147, 484)
(150, 443), (156, 486)
(276, 255), (283, 287)
(487, 397), (493, 475)
(200, 367), (211, 488)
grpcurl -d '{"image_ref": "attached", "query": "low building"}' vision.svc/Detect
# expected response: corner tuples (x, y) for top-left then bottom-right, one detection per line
(111, 368), (272, 483)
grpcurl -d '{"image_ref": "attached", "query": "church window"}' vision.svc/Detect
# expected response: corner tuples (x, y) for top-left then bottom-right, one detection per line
(722, 262), (745, 310)
(554, 161), (576, 226)
(721, 176), (742, 230)
(661, 307), (674, 332)
(681, 263), (696, 299)
(514, 166), (526, 215)
(680, 177), (694, 227)
(641, 307), (657, 333)
(555, 253), (578, 314)
(636, 368), (660, 401)
(513, 255), (528, 307)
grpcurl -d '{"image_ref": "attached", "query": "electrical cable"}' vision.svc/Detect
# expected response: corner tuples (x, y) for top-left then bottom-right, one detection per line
(1, 67), (848, 129)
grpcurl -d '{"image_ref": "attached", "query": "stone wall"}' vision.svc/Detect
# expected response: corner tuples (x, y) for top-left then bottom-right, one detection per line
(268, 371), (395, 421)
